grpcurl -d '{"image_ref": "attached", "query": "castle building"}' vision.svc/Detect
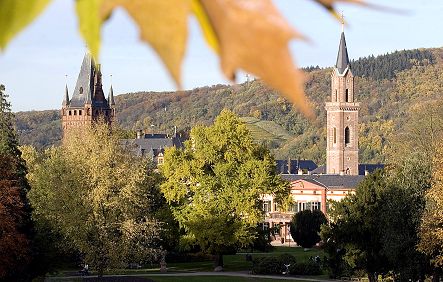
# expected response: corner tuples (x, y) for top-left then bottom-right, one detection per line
(61, 53), (115, 133)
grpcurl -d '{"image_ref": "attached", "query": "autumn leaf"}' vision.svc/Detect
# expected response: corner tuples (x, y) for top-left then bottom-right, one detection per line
(0, 0), (52, 50)
(102, 0), (191, 87)
(199, 0), (313, 118)
(191, 0), (219, 53)
(76, 0), (102, 61)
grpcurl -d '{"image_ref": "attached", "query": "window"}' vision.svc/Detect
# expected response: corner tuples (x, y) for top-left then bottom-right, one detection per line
(345, 127), (350, 146)
(345, 89), (349, 102)
(74, 110), (77, 115)
(69, 110), (72, 116)
(79, 110), (82, 115)
(311, 202), (321, 211)
(263, 201), (271, 212)
(157, 157), (164, 165)
(333, 127), (337, 144)
(346, 168), (350, 175)
(298, 201), (321, 212)
(79, 87), (83, 94)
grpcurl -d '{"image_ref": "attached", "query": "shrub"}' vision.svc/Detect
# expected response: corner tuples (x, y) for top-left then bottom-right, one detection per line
(289, 261), (322, 275)
(252, 254), (296, 274)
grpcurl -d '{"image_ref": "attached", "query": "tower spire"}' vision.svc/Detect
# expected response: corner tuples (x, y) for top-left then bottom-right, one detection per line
(63, 75), (69, 106)
(335, 21), (350, 75)
(108, 84), (115, 106)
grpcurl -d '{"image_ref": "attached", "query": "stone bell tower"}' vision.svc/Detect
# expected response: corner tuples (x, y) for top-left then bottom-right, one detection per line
(325, 27), (360, 175)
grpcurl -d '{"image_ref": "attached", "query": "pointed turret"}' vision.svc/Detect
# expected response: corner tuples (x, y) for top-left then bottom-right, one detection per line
(108, 85), (115, 106)
(335, 32), (350, 75)
(63, 84), (70, 106)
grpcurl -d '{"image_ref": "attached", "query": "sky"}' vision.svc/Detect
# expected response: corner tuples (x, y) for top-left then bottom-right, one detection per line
(0, 0), (442, 112)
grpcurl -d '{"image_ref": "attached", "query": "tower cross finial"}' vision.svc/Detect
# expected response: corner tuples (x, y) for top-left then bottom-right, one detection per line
(340, 11), (345, 33)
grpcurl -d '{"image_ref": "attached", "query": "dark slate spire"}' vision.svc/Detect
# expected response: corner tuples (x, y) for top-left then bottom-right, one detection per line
(108, 85), (115, 106)
(63, 84), (69, 106)
(70, 52), (95, 107)
(335, 32), (350, 75)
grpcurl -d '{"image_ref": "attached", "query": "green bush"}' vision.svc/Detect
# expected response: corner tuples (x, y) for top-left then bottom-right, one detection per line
(251, 253), (296, 274)
(289, 261), (322, 275)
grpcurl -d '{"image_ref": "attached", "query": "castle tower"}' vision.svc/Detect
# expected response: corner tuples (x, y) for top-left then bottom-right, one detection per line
(61, 53), (116, 133)
(325, 29), (360, 175)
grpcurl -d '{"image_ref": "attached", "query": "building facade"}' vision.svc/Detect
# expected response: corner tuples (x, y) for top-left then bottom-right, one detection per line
(61, 53), (115, 134)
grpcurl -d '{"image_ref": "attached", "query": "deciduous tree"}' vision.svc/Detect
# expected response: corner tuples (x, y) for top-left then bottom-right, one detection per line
(161, 109), (288, 270)
(26, 122), (163, 276)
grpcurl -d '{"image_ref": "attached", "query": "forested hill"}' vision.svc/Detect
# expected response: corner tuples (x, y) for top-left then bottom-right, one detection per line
(15, 47), (443, 165)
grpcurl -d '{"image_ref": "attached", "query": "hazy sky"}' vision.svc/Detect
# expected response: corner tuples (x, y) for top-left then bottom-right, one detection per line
(0, 0), (441, 112)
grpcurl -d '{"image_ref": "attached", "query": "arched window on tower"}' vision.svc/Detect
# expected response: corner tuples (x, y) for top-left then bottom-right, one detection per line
(345, 127), (350, 146)
(333, 128), (337, 144)
(345, 89), (349, 102)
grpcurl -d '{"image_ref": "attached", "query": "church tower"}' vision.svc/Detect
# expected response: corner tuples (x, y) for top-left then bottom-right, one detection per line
(325, 28), (360, 175)
(61, 53), (115, 134)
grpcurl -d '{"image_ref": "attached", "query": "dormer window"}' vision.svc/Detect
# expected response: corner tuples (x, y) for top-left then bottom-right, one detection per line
(79, 87), (83, 94)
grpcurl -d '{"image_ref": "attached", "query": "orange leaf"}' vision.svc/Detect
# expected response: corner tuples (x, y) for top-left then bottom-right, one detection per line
(200, 0), (313, 118)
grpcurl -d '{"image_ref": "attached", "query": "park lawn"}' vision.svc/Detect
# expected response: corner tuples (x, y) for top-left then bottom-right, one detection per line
(145, 276), (304, 282)
(167, 247), (324, 272)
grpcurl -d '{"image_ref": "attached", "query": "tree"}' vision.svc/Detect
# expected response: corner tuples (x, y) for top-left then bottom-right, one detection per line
(25, 122), (163, 276)
(322, 160), (434, 281)
(290, 209), (327, 249)
(0, 84), (34, 280)
(321, 170), (389, 282)
(161, 109), (288, 270)
(419, 143), (443, 275)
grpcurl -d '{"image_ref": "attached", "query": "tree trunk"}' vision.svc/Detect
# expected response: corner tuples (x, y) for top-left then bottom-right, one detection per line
(367, 272), (377, 282)
(214, 254), (224, 271)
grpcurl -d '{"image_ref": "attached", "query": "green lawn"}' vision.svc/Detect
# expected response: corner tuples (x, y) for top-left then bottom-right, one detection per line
(167, 247), (324, 272)
(145, 276), (303, 282)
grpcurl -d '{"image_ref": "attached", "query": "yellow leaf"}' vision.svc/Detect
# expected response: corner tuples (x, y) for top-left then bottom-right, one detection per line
(191, 0), (219, 53)
(102, 0), (191, 88)
(76, 0), (102, 61)
(0, 0), (52, 50)
(200, 0), (313, 118)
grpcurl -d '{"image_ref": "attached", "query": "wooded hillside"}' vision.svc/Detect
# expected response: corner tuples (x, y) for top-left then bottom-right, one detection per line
(14, 48), (443, 165)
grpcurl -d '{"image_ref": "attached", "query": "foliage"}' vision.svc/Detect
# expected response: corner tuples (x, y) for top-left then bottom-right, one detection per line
(251, 253), (296, 275)
(161, 110), (288, 268)
(0, 85), (34, 280)
(419, 143), (443, 267)
(323, 158), (433, 281)
(290, 209), (327, 249)
(289, 260), (322, 275)
(351, 49), (435, 80)
(321, 170), (389, 282)
(250, 225), (274, 252)
(25, 122), (163, 276)
(0, 154), (32, 280)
